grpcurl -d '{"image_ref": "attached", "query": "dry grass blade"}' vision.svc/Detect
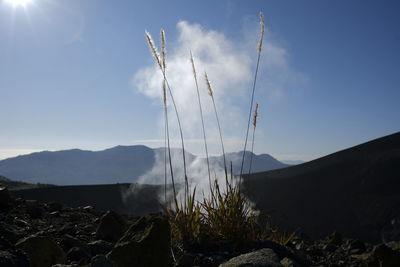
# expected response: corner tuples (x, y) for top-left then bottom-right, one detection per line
(145, 29), (189, 207)
(204, 72), (228, 184)
(239, 12), (265, 181)
(190, 51), (213, 197)
(249, 102), (259, 174)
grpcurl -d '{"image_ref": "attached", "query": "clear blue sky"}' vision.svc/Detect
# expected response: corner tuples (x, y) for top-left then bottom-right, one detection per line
(0, 0), (399, 161)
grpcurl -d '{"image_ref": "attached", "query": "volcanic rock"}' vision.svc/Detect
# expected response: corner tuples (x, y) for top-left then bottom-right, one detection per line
(369, 243), (400, 267)
(88, 240), (113, 256)
(96, 210), (128, 243)
(107, 214), (170, 267)
(16, 235), (66, 267)
(90, 254), (113, 267)
(0, 250), (29, 267)
(66, 246), (91, 264)
(0, 186), (10, 209)
(25, 200), (45, 219)
(219, 248), (282, 267)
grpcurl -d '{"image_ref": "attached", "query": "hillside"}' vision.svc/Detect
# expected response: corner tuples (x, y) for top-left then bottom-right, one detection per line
(0, 175), (53, 191)
(243, 132), (400, 243)
(0, 146), (288, 185)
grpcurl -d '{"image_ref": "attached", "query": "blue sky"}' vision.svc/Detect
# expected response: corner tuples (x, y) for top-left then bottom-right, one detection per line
(0, 0), (399, 161)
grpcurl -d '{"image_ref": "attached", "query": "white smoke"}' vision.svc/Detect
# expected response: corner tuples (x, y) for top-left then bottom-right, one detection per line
(129, 19), (302, 203)
(135, 148), (228, 202)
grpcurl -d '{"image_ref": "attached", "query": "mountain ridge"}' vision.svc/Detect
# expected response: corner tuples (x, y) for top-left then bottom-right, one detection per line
(0, 145), (288, 185)
(243, 131), (400, 242)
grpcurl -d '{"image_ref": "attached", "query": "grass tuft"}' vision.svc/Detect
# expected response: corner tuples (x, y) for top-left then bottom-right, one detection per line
(144, 11), (293, 252)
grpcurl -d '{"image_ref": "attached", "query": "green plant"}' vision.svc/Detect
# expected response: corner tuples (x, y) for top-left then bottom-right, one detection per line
(164, 187), (203, 248)
(201, 177), (258, 243)
(257, 218), (297, 246)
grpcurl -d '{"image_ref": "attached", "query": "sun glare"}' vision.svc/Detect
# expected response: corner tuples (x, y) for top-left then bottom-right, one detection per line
(5, 0), (32, 7)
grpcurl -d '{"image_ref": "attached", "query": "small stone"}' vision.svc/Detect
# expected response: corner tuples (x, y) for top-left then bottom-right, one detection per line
(50, 211), (60, 217)
(82, 206), (94, 212)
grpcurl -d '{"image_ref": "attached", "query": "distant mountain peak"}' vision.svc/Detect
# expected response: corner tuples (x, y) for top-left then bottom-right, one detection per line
(0, 146), (288, 185)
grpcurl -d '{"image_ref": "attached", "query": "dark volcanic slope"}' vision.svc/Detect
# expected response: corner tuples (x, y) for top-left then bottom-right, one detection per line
(243, 132), (400, 243)
(0, 175), (54, 190)
(10, 183), (162, 216)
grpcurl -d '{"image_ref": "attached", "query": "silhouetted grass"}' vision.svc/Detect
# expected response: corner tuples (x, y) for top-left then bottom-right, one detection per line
(143, 12), (293, 249)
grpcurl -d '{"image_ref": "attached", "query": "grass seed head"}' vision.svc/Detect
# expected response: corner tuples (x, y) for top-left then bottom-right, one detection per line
(258, 12), (265, 54)
(253, 102), (259, 127)
(160, 29), (166, 70)
(190, 50), (197, 79)
(204, 72), (214, 97)
(145, 31), (162, 70)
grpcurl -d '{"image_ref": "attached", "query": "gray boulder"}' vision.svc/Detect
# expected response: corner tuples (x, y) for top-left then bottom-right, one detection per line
(219, 248), (283, 267)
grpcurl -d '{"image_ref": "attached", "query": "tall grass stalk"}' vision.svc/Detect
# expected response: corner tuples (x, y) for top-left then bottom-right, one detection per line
(205, 72), (229, 185)
(164, 110), (167, 203)
(161, 30), (171, 206)
(248, 102), (259, 174)
(239, 12), (265, 183)
(190, 51), (213, 196)
(146, 30), (189, 206)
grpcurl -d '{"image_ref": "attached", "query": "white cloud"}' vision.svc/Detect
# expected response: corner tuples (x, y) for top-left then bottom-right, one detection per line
(134, 20), (304, 153)
(132, 19), (306, 196)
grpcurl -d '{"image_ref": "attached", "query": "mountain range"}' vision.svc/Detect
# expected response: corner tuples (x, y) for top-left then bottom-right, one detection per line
(9, 132), (400, 242)
(0, 146), (288, 185)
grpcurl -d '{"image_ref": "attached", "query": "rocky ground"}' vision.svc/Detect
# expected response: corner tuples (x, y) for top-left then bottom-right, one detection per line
(1, 186), (400, 267)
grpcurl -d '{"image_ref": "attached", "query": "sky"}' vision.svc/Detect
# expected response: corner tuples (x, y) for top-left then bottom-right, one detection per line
(0, 0), (399, 162)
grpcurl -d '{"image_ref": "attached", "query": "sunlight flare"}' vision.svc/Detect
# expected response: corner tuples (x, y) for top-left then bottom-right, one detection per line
(5, 0), (32, 7)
